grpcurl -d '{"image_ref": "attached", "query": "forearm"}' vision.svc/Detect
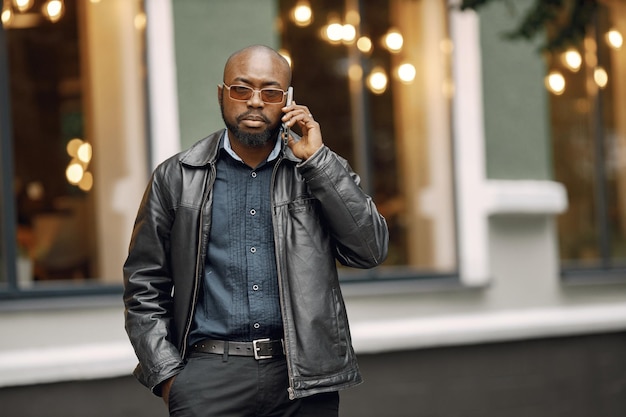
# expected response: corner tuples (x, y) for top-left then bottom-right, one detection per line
(123, 263), (184, 392)
(123, 173), (184, 393)
(298, 146), (389, 267)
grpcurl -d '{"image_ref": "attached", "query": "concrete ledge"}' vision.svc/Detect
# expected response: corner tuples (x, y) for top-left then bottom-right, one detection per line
(2, 303), (626, 387)
(484, 180), (568, 216)
(0, 341), (136, 388)
(351, 303), (626, 354)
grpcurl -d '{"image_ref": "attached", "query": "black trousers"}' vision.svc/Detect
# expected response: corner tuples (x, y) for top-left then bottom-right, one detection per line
(168, 351), (340, 417)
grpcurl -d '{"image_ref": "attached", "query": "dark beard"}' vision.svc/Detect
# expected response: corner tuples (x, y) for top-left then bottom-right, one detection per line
(221, 106), (281, 148)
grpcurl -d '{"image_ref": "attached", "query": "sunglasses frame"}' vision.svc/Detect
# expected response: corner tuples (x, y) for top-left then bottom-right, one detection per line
(223, 84), (288, 104)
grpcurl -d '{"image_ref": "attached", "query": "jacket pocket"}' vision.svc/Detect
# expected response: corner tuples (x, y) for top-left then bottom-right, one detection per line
(331, 287), (348, 357)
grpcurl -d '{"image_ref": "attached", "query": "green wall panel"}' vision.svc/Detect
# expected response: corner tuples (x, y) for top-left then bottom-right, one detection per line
(172, 0), (278, 150)
(478, 1), (552, 180)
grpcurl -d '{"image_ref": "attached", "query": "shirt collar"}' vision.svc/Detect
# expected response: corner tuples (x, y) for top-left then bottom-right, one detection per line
(222, 129), (282, 163)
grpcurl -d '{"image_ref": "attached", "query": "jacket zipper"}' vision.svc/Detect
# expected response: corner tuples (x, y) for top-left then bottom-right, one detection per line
(180, 163), (216, 359)
(270, 155), (296, 400)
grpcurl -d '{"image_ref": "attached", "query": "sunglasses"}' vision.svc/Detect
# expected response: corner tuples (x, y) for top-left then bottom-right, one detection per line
(223, 84), (288, 104)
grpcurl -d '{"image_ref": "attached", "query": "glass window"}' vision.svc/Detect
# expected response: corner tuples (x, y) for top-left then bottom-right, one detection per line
(1, 0), (148, 293)
(0, 22), (14, 290)
(549, 2), (626, 270)
(278, 0), (457, 275)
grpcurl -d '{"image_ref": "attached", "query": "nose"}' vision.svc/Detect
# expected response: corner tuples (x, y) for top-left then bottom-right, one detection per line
(247, 90), (264, 107)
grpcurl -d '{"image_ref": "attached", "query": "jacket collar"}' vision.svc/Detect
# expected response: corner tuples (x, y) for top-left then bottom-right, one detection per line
(179, 129), (302, 167)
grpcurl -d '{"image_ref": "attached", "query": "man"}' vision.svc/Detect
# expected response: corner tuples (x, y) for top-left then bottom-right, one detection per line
(123, 44), (389, 417)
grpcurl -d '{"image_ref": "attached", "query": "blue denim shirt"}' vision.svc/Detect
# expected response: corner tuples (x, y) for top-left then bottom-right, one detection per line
(189, 132), (283, 344)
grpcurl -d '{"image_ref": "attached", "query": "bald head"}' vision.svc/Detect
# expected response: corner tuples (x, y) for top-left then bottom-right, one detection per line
(223, 45), (292, 87)
(218, 45), (292, 150)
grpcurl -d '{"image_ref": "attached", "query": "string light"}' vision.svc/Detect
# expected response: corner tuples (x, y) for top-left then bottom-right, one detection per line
(594, 67), (608, 88)
(12, 0), (33, 13)
(397, 63), (416, 84)
(66, 162), (84, 185)
(383, 29), (403, 53)
(291, 1), (312, 27)
(325, 21), (343, 43)
(606, 29), (623, 49)
(357, 36), (372, 54)
(77, 143), (93, 164)
(367, 67), (388, 94)
(545, 71), (566, 95)
(2, 0), (67, 27)
(42, 0), (64, 23)
(65, 138), (94, 191)
(341, 23), (356, 43)
(561, 49), (582, 72)
(66, 138), (83, 156)
(1, 2), (13, 25)
(78, 172), (93, 192)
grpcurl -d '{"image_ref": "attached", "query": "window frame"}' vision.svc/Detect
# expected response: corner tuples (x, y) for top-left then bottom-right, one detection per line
(0, 24), (19, 294)
(0, 0), (148, 299)
(549, 4), (626, 282)
(0, 2), (578, 299)
(3, 3), (454, 298)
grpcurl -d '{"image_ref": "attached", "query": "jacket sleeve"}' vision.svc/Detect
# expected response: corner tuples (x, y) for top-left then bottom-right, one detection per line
(297, 145), (389, 268)
(122, 164), (184, 395)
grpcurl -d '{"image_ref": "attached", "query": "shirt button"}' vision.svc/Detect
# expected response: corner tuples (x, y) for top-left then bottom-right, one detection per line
(250, 247), (256, 253)
(251, 172), (257, 178)
(250, 209), (256, 215)
(253, 323), (260, 329)
(252, 284), (259, 291)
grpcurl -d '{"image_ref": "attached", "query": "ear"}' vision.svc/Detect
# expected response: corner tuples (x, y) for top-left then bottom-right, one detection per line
(217, 84), (224, 106)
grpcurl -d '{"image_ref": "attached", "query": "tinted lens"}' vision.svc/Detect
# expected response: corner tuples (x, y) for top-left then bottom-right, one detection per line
(229, 85), (253, 100)
(260, 89), (285, 103)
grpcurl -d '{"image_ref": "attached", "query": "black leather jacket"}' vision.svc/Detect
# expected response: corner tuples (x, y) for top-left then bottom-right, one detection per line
(123, 130), (389, 399)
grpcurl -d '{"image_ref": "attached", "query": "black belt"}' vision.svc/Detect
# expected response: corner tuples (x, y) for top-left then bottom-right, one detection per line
(191, 338), (284, 360)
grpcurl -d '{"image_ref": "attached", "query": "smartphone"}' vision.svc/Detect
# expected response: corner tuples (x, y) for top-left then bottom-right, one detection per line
(282, 87), (294, 144)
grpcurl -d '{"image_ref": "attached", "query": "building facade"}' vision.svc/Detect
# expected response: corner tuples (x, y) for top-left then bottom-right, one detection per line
(1, 0), (626, 416)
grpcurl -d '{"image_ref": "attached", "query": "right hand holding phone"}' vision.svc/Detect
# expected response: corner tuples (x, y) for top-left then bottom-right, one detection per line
(281, 100), (323, 161)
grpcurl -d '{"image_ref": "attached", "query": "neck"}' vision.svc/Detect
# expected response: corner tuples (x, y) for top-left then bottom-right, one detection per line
(229, 136), (276, 168)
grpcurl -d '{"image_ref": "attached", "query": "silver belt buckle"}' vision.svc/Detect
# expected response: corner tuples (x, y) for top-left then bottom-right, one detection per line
(253, 338), (272, 360)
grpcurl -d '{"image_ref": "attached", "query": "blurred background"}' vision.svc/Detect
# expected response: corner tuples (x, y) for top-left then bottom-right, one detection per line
(0, 0), (625, 415)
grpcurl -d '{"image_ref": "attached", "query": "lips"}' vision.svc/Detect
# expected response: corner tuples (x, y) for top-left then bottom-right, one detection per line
(239, 113), (269, 128)
(242, 114), (266, 121)
(238, 111), (269, 123)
